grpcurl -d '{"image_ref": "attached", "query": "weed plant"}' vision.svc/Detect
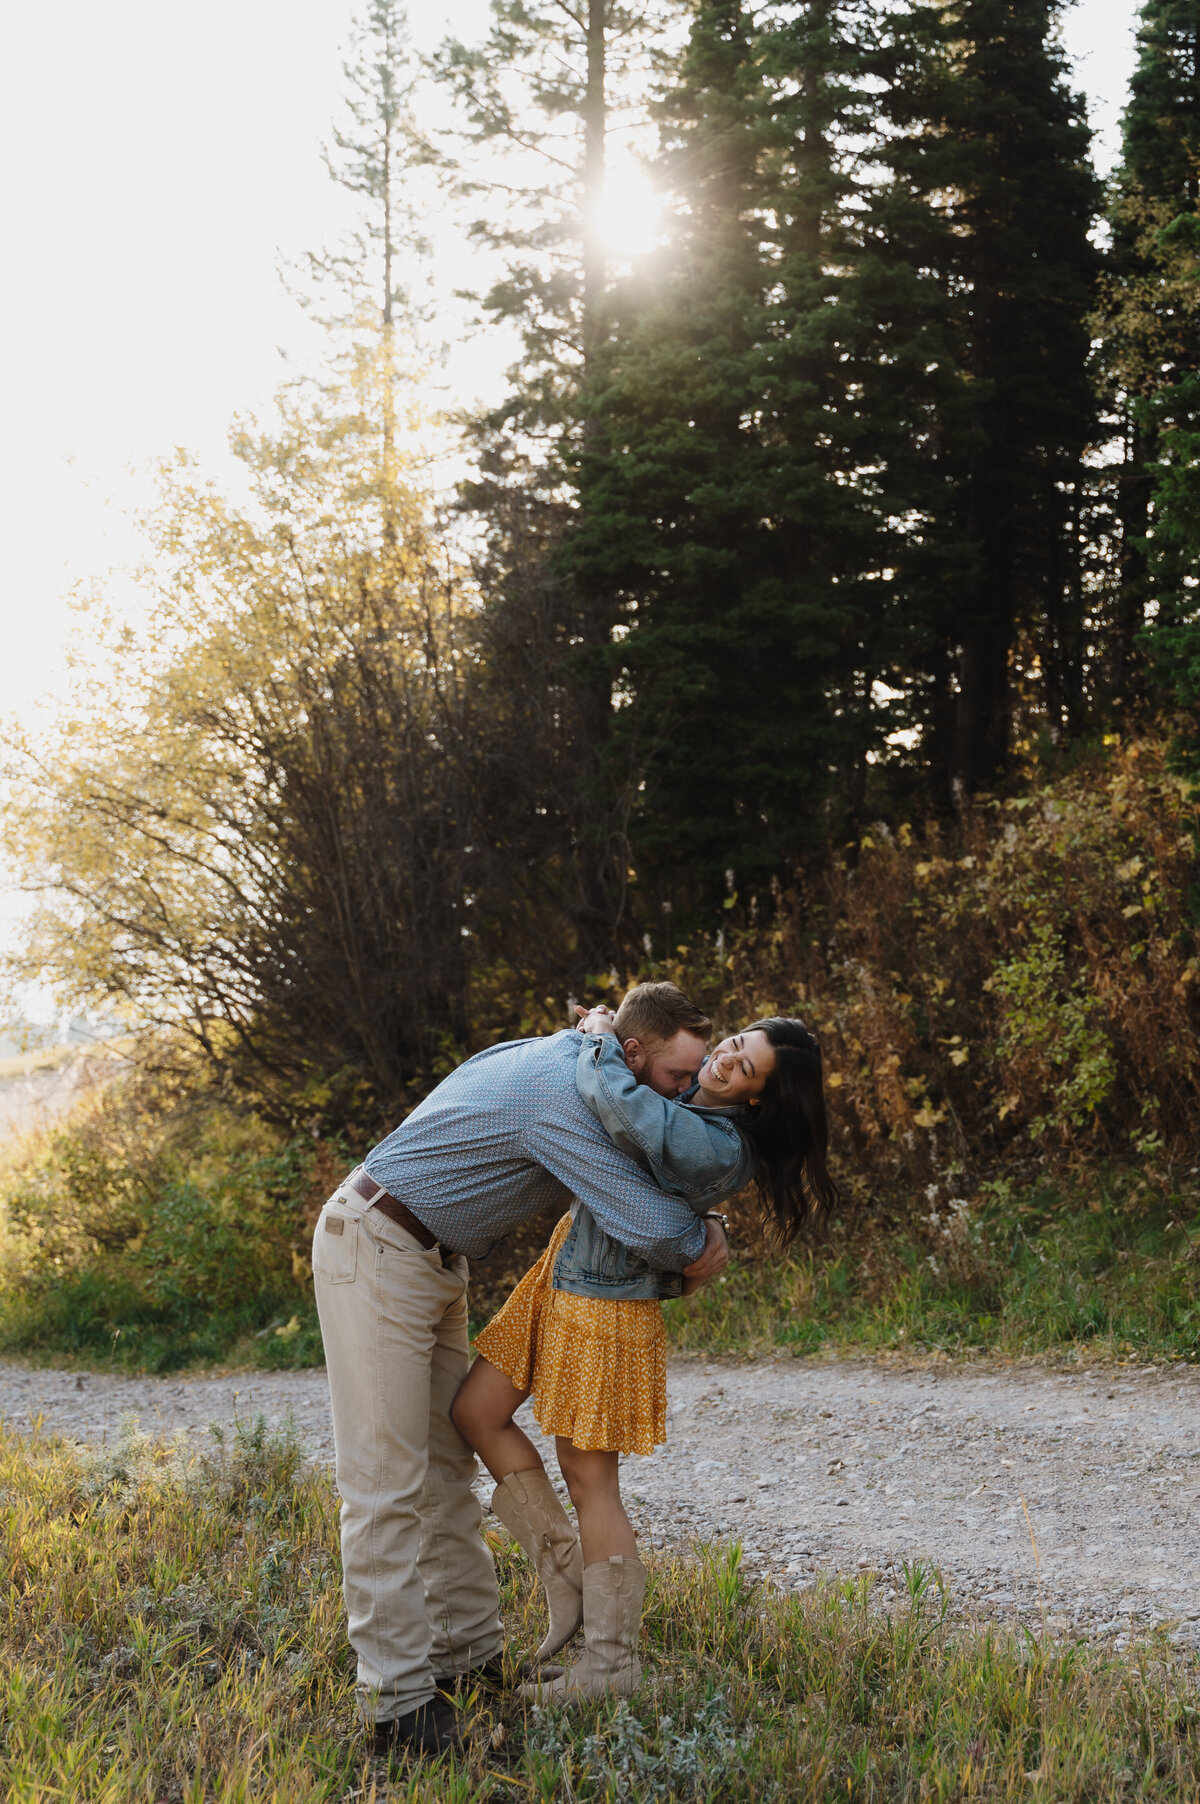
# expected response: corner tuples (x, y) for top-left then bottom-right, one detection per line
(1, 1417), (1198, 1800)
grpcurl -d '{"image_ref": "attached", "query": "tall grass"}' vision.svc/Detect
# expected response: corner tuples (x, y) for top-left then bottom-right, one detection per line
(1, 1418), (1198, 1800)
(664, 1170), (1200, 1364)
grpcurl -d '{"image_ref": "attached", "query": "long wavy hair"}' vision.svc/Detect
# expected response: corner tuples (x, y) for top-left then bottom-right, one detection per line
(738, 1017), (839, 1244)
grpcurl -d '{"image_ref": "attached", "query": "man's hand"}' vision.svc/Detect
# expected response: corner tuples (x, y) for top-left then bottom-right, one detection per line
(681, 1215), (728, 1293)
(573, 1004), (617, 1035)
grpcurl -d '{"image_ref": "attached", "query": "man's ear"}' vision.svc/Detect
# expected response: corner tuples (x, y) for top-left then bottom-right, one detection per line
(622, 1037), (646, 1075)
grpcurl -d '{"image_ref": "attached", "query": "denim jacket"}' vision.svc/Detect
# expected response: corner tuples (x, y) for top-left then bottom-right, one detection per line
(552, 1032), (757, 1300)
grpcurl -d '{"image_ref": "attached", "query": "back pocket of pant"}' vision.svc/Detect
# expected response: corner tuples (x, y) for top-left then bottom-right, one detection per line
(314, 1210), (358, 1284)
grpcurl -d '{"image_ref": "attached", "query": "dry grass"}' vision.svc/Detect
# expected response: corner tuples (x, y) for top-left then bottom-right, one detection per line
(2, 1417), (1199, 1800)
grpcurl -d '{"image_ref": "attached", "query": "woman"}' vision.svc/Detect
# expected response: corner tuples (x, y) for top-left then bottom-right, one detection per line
(450, 1008), (838, 1699)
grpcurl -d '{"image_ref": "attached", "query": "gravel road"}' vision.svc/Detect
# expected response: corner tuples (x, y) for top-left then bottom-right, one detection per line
(6, 1354), (1199, 1650)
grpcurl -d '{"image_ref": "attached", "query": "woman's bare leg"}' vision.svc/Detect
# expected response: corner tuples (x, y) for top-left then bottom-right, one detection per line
(451, 1356), (542, 1484)
(554, 1440), (637, 1563)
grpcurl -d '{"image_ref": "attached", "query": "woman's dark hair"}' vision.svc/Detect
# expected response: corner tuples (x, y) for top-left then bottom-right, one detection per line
(739, 1017), (839, 1245)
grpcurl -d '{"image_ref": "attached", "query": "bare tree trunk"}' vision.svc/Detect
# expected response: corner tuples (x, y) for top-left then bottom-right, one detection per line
(572, 0), (624, 968)
(1115, 411), (1151, 709)
(381, 41), (398, 554)
(582, 0), (608, 444)
(951, 527), (1015, 800)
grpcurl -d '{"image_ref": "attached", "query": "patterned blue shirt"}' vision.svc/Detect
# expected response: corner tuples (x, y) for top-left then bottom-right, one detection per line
(363, 1029), (708, 1267)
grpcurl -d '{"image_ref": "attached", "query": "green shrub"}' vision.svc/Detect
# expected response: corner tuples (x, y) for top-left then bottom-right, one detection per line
(0, 1074), (343, 1372)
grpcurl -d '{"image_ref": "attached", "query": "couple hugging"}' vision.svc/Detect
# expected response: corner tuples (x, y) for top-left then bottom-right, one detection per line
(313, 982), (837, 1757)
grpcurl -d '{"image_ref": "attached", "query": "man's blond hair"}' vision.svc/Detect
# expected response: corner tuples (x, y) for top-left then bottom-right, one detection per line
(612, 981), (711, 1051)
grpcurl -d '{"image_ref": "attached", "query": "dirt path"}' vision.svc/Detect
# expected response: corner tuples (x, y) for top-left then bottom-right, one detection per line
(6, 1354), (1199, 1651)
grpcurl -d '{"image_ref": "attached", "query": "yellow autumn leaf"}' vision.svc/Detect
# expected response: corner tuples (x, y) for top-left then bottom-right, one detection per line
(949, 1049), (969, 1066)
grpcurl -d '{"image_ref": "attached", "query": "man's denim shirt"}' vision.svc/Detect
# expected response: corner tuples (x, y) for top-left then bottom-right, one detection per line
(552, 1033), (757, 1301)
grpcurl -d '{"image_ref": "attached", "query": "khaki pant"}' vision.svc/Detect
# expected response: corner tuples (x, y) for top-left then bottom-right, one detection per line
(312, 1174), (502, 1724)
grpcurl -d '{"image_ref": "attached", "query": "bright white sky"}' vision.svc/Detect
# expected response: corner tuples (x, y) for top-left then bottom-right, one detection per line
(0, 0), (1141, 735)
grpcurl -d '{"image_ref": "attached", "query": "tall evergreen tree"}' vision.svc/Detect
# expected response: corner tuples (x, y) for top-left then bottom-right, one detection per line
(569, 0), (880, 898)
(756, 0), (903, 821)
(1097, 0), (1200, 718)
(437, 1), (682, 966)
(872, 0), (1100, 797)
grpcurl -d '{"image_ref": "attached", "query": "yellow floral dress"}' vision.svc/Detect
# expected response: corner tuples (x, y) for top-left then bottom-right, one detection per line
(473, 1214), (667, 1456)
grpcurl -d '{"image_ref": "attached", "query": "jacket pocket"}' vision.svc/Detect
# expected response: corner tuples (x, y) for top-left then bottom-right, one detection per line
(313, 1208), (358, 1285)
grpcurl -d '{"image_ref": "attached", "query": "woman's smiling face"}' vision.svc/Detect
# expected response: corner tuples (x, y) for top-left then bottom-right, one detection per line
(695, 1030), (776, 1106)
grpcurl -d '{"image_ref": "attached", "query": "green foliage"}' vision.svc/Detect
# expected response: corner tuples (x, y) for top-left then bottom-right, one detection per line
(1117, 0), (1200, 221)
(570, 0), (865, 888)
(3, 1422), (1200, 1799)
(0, 392), (487, 1119)
(0, 1074), (340, 1373)
(1094, 0), (1200, 713)
(1150, 616), (1200, 806)
(869, 0), (1100, 791)
(665, 1169), (1200, 1364)
(988, 921), (1116, 1139)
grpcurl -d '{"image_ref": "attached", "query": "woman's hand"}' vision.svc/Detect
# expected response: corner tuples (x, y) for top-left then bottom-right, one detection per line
(681, 1216), (728, 1292)
(573, 1003), (617, 1035)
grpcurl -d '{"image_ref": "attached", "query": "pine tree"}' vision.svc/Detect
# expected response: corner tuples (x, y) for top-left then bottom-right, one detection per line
(437, 1), (682, 966)
(569, 0), (878, 897)
(755, 0), (904, 822)
(1097, 0), (1200, 719)
(297, 0), (433, 543)
(872, 0), (1100, 797)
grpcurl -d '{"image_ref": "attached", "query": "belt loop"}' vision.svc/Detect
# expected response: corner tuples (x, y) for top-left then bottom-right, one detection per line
(337, 1165), (378, 1218)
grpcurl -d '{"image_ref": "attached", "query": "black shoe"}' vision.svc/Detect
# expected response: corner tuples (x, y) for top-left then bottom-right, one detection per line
(371, 1694), (461, 1757)
(434, 1654), (508, 1694)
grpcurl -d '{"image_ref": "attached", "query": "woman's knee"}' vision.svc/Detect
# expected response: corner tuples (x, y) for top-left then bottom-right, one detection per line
(451, 1357), (524, 1442)
(556, 1441), (618, 1498)
(450, 1368), (483, 1438)
(449, 1386), (473, 1439)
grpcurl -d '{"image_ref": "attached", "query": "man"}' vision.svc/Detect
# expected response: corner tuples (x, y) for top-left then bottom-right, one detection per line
(312, 982), (728, 1756)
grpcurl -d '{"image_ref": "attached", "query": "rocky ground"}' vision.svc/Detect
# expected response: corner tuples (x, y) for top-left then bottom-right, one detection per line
(5, 1354), (1199, 1649)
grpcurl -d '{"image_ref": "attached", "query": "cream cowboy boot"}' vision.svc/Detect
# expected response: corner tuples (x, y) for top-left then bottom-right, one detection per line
(521, 1555), (647, 1700)
(491, 1468), (584, 1662)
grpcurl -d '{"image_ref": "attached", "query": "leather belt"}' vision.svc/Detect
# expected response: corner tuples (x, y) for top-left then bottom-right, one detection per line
(348, 1169), (444, 1252)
